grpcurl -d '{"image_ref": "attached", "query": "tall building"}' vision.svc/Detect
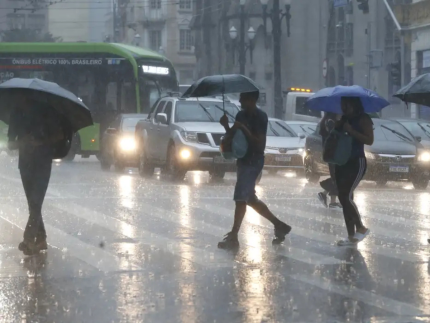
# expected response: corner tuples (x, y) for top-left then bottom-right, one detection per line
(122, 0), (196, 84)
(0, 0), (48, 35)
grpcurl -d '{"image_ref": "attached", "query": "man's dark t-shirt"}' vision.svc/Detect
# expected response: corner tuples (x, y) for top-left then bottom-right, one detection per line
(8, 104), (59, 169)
(235, 108), (268, 164)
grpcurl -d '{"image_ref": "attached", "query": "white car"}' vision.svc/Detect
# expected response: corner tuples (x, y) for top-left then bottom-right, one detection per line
(264, 118), (306, 175)
(135, 97), (240, 180)
(285, 121), (317, 137)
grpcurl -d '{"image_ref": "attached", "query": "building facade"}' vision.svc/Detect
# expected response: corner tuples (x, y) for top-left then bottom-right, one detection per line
(121, 0), (196, 84)
(0, 0), (48, 35)
(191, 0), (329, 117)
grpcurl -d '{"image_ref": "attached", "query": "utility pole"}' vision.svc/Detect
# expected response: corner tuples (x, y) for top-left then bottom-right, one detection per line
(113, 0), (118, 42)
(272, 0), (283, 119)
(239, 4), (246, 75)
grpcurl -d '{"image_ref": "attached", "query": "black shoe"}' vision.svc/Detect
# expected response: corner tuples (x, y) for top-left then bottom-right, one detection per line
(318, 192), (328, 208)
(218, 232), (239, 250)
(273, 222), (292, 244)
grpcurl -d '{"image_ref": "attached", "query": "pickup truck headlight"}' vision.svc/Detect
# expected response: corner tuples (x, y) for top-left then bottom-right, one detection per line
(181, 131), (198, 142)
(418, 151), (430, 162)
(119, 137), (136, 151)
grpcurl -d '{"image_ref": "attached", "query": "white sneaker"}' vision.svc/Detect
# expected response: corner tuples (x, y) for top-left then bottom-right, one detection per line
(354, 229), (370, 242)
(337, 238), (358, 246)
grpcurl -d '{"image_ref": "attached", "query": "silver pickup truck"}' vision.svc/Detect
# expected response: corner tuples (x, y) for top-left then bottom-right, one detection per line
(135, 97), (240, 180)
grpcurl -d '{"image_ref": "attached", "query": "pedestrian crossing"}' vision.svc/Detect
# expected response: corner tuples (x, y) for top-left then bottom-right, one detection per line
(1, 172), (430, 318)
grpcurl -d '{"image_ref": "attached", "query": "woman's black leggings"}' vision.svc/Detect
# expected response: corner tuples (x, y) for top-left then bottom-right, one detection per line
(335, 157), (367, 237)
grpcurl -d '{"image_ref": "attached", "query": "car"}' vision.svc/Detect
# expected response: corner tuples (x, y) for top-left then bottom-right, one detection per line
(285, 121), (317, 137)
(264, 118), (306, 175)
(135, 96), (240, 180)
(99, 114), (147, 171)
(395, 118), (430, 149)
(304, 118), (430, 189)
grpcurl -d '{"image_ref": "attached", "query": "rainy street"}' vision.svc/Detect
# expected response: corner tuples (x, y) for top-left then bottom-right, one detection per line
(0, 156), (428, 323)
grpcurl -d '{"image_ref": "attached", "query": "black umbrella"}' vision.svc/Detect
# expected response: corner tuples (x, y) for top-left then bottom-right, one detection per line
(182, 74), (259, 98)
(394, 73), (430, 106)
(0, 78), (93, 132)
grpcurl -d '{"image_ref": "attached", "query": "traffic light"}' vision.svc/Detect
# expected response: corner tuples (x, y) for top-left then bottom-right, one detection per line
(390, 62), (401, 86)
(357, 0), (369, 14)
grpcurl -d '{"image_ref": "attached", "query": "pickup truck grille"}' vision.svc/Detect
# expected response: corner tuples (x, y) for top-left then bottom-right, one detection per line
(197, 133), (210, 144)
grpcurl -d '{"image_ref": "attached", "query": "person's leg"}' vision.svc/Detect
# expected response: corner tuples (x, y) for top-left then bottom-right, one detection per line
(231, 201), (247, 234)
(22, 165), (51, 248)
(335, 162), (359, 239)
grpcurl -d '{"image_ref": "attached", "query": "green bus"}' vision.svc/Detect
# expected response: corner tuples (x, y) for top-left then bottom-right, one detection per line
(0, 43), (179, 160)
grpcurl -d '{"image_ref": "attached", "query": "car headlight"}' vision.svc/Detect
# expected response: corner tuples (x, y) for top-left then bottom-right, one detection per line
(180, 131), (198, 142)
(179, 149), (191, 159)
(119, 137), (136, 151)
(365, 151), (375, 160)
(418, 151), (430, 162)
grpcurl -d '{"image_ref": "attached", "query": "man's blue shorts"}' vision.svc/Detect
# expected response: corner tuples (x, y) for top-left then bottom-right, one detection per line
(234, 156), (264, 203)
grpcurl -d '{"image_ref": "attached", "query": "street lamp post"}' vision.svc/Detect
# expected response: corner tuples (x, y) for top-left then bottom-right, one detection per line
(239, 0), (247, 75)
(261, 0), (292, 119)
(230, 26), (256, 70)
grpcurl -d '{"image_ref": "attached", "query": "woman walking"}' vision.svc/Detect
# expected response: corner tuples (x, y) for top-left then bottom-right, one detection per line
(335, 97), (374, 246)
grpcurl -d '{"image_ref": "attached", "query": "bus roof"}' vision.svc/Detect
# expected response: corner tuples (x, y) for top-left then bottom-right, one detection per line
(0, 42), (170, 63)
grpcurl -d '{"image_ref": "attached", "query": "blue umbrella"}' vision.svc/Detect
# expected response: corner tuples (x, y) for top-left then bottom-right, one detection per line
(305, 85), (390, 114)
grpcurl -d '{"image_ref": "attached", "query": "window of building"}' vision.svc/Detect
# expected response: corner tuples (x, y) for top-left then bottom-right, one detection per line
(7, 14), (25, 29)
(149, 30), (162, 51)
(179, 0), (192, 10)
(150, 0), (161, 9)
(27, 14), (45, 30)
(179, 29), (192, 51)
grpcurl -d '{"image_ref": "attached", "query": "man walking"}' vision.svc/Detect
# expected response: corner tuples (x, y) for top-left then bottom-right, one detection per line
(8, 98), (63, 255)
(218, 91), (291, 249)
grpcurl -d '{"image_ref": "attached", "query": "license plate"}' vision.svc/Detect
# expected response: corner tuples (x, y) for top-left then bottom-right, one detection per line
(213, 156), (235, 164)
(275, 156), (292, 162)
(389, 166), (409, 173)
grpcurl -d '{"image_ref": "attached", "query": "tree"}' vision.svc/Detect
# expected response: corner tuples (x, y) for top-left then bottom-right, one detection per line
(0, 29), (62, 42)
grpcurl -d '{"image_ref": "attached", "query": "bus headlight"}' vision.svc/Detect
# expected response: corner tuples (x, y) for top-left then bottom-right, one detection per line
(418, 152), (430, 162)
(119, 137), (136, 151)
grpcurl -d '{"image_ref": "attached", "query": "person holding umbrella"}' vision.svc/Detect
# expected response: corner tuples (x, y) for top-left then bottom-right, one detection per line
(306, 85), (388, 246)
(218, 91), (292, 249)
(8, 97), (64, 255)
(0, 78), (93, 255)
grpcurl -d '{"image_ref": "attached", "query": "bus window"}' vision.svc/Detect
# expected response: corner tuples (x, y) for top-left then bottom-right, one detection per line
(121, 82), (136, 113)
(139, 79), (161, 114)
(106, 82), (118, 111)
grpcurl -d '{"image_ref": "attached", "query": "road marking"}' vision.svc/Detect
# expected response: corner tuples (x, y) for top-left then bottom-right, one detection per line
(290, 273), (430, 316)
(0, 204), (135, 273)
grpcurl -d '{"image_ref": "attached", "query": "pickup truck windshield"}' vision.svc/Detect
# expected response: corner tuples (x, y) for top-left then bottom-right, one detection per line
(175, 101), (239, 123)
(267, 120), (297, 137)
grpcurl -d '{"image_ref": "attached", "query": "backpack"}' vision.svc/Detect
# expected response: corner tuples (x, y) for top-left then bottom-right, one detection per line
(323, 129), (353, 166)
(220, 129), (248, 160)
(52, 114), (73, 159)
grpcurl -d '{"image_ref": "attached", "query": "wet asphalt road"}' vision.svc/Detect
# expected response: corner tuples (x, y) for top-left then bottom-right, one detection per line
(0, 155), (430, 323)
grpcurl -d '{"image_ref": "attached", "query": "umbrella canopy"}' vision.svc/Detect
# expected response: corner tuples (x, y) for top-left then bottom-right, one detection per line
(0, 78), (93, 132)
(306, 85), (390, 114)
(182, 74), (259, 98)
(394, 73), (430, 106)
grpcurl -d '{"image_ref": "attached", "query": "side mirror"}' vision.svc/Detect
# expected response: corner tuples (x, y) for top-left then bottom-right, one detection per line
(156, 113), (168, 125)
(416, 136), (422, 142)
(106, 128), (117, 135)
(298, 133), (306, 139)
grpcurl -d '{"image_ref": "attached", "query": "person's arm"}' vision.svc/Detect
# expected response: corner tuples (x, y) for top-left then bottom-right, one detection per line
(343, 115), (374, 145)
